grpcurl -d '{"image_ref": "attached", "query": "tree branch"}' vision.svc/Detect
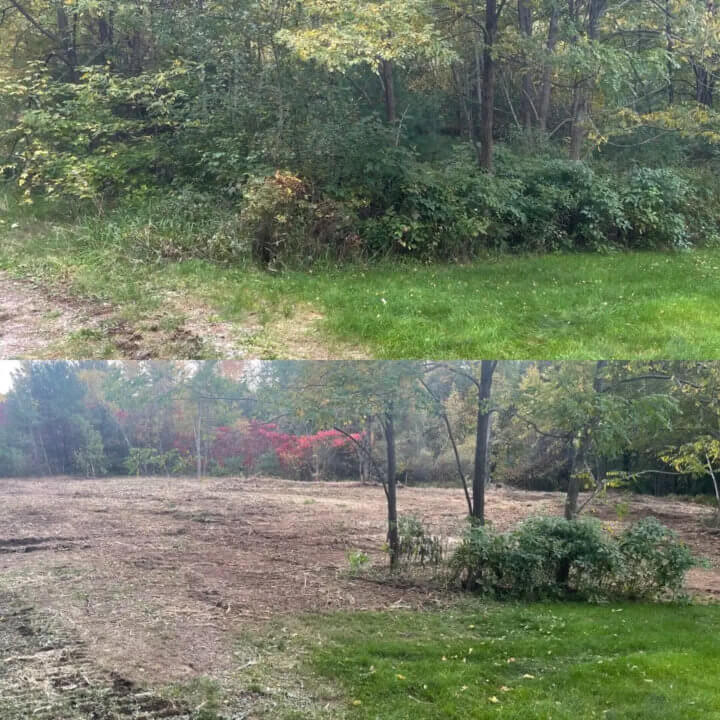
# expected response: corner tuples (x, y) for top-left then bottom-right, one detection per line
(419, 378), (473, 515)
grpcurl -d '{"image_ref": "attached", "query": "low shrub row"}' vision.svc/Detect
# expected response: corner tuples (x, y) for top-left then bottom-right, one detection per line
(215, 151), (720, 265)
(7, 147), (720, 267)
(449, 516), (697, 601)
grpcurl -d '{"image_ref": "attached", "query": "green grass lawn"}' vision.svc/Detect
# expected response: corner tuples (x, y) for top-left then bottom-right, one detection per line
(305, 602), (720, 719)
(175, 252), (720, 358)
(3, 195), (720, 358)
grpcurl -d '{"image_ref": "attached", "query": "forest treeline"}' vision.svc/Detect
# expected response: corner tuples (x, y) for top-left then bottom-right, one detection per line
(3, 1), (720, 261)
(2, 360), (720, 510)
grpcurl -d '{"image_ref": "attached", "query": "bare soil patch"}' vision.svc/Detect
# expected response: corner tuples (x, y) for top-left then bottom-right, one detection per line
(0, 477), (717, 712)
(0, 271), (209, 359)
(0, 272), (111, 358)
(0, 272), (368, 359)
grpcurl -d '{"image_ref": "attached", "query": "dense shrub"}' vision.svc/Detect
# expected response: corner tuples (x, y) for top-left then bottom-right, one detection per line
(619, 168), (690, 248)
(616, 517), (696, 597)
(401, 446), (473, 486)
(0, 63), (191, 202)
(5, 60), (720, 262)
(498, 157), (626, 251)
(252, 450), (285, 477)
(450, 516), (695, 601)
(124, 447), (189, 476)
(359, 161), (492, 259)
(239, 171), (360, 267)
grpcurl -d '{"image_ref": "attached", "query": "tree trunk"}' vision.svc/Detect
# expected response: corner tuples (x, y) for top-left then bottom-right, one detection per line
(666, 0), (674, 104)
(359, 417), (374, 483)
(472, 360), (497, 524)
(381, 59), (396, 123)
(518, 0), (534, 129)
(704, 454), (720, 516)
(384, 410), (400, 568)
(563, 442), (580, 520)
(97, 7), (114, 64)
(565, 361), (606, 519)
(480, 0), (498, 170)
(56, 5), (78, 79)
(568, 0), (605, 159)
(194, 414), (203, 480)
(538, 7), (559, 132)
(569, 84), (588, 160)
(694, 64), (714, 106)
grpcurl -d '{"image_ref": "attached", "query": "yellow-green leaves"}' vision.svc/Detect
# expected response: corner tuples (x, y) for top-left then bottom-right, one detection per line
(276, 0), (455, 73)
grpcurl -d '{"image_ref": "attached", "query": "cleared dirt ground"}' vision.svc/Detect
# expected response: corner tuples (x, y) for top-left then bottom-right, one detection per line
(0, 476), (718, 718)
(0, 271), (367, 360)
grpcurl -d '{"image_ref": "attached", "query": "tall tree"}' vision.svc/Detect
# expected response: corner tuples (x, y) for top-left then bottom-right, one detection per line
(282, 361), (424, 568)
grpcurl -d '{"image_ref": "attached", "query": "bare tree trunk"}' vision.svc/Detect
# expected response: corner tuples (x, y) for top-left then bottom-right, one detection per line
(97, 6), (115, 64)
(568, 0), (605, 159)
(694, 64), (714, 106)
(55, 4), (78, 79)
(538, 7), (559, 132)
(518, 0), (534, 129)
(194, 414), (203, 479)
(563, 442), (580, 520)
(565, 360), (606, 519)
(358, 417), (371, 482)
(666, 0), (674, 104)
(419, 377), (473, 516)
(693, 0), (717, 107)
(569, 84), (588, 160)
(383, 410), (400, 568)
(472, 360), (497, 524)
(381, 59), (396, 124)
(480, 0), (498, 170)
(705, 454), (720, 516)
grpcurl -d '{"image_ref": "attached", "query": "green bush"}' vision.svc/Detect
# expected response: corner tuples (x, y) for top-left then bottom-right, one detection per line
(359, 161), (491, 259)
(501, 157), (626, 251)
(82, 189), (245, 263)
(347, 549), (371, 575)
(616, 517), (696, 597)
(619, 168), (690, 248)
(450, 516), (695, 601)
(124, 447), (188, 476)
(239, 171), (359, 267)
(252, 450), (285, 476)
(397, 515), (444, 567)
(0, 63), (191, 203)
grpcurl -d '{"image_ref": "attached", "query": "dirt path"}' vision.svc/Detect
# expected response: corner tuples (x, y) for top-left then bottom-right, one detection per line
(0, 272), (111, 358)
(0, 271), (366, 359)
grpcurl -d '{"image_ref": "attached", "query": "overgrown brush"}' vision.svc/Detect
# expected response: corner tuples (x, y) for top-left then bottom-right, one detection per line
(397, 515), (445, 567)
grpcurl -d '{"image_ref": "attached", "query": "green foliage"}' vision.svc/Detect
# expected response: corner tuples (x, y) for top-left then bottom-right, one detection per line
(620, 168), (691, 248)
(0, 63), (191, 203)
(72, 427), (107, 477)
(277, 0), (454, 72)
(125, 447), (188, 476)
(346, 549), (371, 575)
(495, 154), (626, 251)
(397, 515), (444, 566)
(616, 517), (697, 598)
(211, 455), (246, 476)
(253, 450), (285, 477)
(238, 171), (359, 267)
(450, 516), (696, 600)
(614, 500), (630, 520)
